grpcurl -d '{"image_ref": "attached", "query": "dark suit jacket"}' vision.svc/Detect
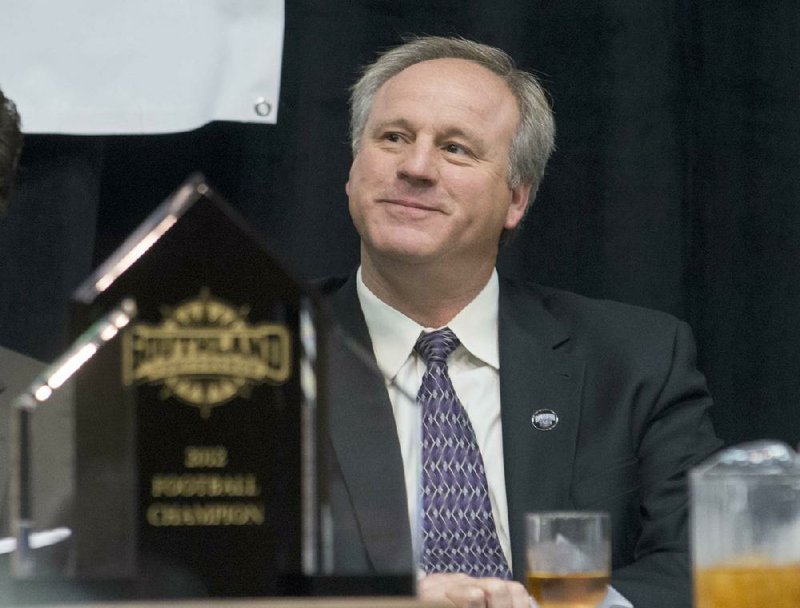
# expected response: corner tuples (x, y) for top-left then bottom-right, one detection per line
(319, 273), (722, 608)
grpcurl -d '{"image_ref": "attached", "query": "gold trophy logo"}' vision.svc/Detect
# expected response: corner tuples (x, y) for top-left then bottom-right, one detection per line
(123, 288), (291, 417)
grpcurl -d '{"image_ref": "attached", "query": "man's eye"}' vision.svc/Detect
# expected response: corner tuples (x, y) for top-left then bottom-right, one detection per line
(444, 143), (467, 155)
(384, 132), (403, 143)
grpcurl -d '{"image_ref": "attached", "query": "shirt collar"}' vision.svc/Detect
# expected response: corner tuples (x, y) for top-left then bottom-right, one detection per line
(356, 267), (500, 381)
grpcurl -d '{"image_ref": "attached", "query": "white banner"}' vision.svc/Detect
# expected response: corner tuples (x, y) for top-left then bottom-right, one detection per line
(0, 0), (284, 134)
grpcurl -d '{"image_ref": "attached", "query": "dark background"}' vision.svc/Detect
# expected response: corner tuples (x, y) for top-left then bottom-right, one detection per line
(2, 1), (799, 448)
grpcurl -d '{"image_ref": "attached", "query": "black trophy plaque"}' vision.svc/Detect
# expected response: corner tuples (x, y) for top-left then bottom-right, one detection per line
(69, 175), (321, 597)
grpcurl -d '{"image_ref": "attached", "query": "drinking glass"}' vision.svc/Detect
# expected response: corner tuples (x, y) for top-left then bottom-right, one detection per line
(526, 511), (610, 608)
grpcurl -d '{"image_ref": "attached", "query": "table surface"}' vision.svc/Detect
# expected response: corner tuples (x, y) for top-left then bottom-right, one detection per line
(27, 599), (447, 608)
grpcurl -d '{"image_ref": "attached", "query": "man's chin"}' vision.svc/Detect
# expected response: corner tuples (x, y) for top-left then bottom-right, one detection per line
(365, 241), (442, 267)
(381, 249), (440, 266)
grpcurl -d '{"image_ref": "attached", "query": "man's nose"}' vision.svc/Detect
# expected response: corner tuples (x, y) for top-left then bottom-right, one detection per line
(396, 141), (438, 185)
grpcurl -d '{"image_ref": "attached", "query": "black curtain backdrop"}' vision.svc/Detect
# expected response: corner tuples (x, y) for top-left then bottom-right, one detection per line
(2, 1), (799, 447)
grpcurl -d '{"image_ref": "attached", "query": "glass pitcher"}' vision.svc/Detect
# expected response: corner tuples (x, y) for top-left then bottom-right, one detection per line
(690, 441), (800, 608)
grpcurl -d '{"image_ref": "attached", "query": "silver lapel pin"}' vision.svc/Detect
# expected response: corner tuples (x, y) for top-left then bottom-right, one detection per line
(531, 409), (559, 431)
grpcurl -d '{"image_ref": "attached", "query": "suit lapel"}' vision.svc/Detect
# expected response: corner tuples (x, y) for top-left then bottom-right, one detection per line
(324, 274), (413, 572)
(498, 278), (585, 579)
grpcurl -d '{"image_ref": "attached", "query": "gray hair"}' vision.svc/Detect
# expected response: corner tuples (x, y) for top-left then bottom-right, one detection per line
(349, 36), (556, 202)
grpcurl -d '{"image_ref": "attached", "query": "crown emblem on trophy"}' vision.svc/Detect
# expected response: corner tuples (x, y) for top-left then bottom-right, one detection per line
(122, 287), (292, 418)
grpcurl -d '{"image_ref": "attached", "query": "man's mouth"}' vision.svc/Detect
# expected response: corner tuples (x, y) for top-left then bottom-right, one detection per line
(381, 198), (440, 212)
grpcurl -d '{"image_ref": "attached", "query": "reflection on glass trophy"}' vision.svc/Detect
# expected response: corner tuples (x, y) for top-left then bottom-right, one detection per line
(8, 299), (137, 580)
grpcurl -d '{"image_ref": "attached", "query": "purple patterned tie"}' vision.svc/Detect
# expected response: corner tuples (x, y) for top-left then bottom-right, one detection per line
(416, 328), (511, 578)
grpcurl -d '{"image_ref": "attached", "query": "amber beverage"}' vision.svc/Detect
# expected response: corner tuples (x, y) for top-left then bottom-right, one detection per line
(527, 570), (609, 608)
(694, 563), (800, 608)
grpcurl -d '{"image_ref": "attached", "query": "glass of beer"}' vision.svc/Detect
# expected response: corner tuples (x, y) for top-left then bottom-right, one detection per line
(691, 441), (800, 608)
(526, 511), (610, 608)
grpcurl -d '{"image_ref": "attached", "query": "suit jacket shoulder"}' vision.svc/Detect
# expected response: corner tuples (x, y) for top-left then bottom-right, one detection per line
(502, 278), (687, 351)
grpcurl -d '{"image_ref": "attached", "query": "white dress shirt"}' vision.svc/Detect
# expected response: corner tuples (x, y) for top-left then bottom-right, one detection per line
(356, 268), (513, 571)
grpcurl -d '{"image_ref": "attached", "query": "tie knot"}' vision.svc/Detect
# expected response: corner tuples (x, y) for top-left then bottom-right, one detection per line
(415, 327), (460, 363)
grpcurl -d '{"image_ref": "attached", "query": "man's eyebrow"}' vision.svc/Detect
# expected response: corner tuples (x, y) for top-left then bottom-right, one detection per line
(440, 126), (478, 141)
(369, 118), (415, 134)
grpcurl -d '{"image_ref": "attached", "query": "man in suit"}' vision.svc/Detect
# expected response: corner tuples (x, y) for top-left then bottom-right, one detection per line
(321, 36), (721, 608)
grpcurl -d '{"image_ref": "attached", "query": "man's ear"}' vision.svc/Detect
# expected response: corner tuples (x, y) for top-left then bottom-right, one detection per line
(504, 182), (533, 230)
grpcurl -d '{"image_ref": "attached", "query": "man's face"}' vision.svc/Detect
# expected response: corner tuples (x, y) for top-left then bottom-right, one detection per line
(346, 58), (531, 270)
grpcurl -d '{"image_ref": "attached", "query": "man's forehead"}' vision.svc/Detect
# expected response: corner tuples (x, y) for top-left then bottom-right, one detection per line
(367, 58), (519, 135)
